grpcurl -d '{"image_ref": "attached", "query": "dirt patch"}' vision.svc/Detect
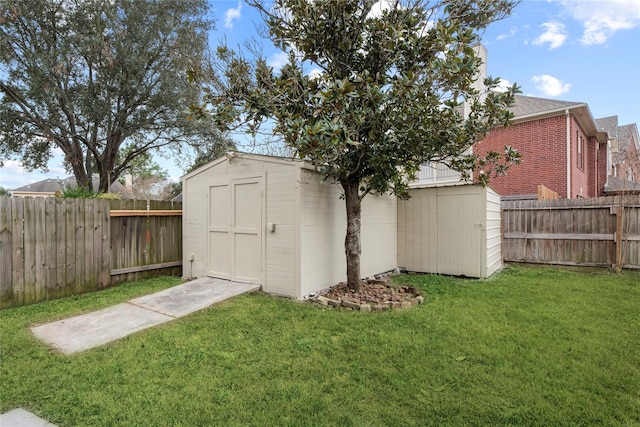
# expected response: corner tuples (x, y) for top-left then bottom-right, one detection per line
(311, 279), (424, 311)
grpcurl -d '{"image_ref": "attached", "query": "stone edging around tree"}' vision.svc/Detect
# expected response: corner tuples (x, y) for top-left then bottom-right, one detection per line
(308, 280), (425, 311)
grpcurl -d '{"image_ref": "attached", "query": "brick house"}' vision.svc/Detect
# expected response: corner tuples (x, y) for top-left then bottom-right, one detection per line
(610, 122), (639, 183)
(410, 46), (637, 200)
(473, 95), (609, 199)
(617, 123), (640, 182)
(599, 119), (640, 194)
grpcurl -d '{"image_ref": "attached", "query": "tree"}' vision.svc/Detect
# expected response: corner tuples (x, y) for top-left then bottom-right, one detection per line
(201, 0), (521, 291)
(117, 149), (170, 201)
(186, 133), (236, 174)
(0, 0), (221, 193)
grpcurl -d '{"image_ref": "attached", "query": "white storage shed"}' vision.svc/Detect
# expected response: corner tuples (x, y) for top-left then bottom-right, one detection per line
(182, 152), (397, 299)
(397, 184), (502, 278)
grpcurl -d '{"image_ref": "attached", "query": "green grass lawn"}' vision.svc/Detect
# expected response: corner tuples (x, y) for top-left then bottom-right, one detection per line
(1, 265), (639, 426)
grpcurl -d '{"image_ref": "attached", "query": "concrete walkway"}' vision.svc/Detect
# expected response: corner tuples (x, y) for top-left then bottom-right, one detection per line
(31, 277), (260, 355)
(2, 278), (259, 426)
(0, 409), (57, 427)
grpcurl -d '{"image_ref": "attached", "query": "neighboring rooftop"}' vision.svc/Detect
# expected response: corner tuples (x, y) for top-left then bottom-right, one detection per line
(612, 123), (640, 164)
(604, 176), (640, 194)
(508, 95), (607, 142)
(595, 115), (619, 139)
(510, 95), (584, 119)
(12, 177), (130, 197)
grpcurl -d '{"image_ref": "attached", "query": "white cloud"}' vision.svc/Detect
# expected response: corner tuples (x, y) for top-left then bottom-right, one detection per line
(533, 22), (567, 49)
(0, 160), (67, 190)
(0, 146), (68, 190)
(496, 27), (518, 41)
(532, 74), (572, 97)
(308, 68), (323, 80)
(367, 0), (393, 19)
(224, 2), (242, 29)
(493, 79), (513, 93)
(267, 51), (290, 71)
(560, 0), (640, 45)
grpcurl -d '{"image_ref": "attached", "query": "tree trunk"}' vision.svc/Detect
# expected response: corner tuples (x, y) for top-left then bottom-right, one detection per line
(98, 169), (111, 194)
(70, 163), (90, 192)
(342, 179), (362, 292)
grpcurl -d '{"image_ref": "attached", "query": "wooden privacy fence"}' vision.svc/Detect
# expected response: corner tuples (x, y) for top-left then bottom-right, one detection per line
(109, 199), (182, 286)
(502, 195), (640, 268)
(537, 184), (559, 200)
(0, 196), (182, 309)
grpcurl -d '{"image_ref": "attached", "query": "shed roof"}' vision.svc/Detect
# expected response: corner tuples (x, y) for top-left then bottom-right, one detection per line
(181, 151), (315, 181)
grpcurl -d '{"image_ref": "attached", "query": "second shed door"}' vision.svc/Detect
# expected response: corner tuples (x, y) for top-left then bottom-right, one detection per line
(208, 177), (263, 283)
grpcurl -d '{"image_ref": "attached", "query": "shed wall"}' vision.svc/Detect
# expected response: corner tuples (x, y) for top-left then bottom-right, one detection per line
(299, 170), (397, 296)
(398, 185), (501, 278)
(485, 188), (503, 276)
(182, 156), (299, 296)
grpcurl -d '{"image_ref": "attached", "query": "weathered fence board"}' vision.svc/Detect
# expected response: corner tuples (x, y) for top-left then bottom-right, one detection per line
(1, 196), (182, 309)
(502, 195), (640, 268)
(0, 196), (111, 309)
(0, 198), (11, 307)
(108, 199), (182, 286)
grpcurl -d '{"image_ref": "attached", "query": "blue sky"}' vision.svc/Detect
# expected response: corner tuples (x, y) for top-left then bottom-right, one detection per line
(2, 0), (639, 190)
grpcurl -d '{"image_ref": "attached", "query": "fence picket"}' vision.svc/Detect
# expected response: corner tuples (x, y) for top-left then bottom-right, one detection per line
(2, 195), (184, 308)
(0, 198), (13, 308)
(23, 197), (37, 305)
(11, 197), (25, 306)
(502, 195), (640, 268)
(44, 197), (57, 301)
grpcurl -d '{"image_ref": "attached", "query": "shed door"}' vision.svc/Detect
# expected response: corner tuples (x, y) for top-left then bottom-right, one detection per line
(436, 194), (482, 277)
(208, 177), (263, 283)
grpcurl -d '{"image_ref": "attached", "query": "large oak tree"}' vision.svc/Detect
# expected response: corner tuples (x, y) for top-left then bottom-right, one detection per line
(202, 0), (521, 291)
(0, 0), (225, 192)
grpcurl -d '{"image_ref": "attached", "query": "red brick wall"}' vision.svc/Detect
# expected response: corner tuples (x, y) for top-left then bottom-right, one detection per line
(571, 123), (589, 198)
(475, 114), (605, 198)
(596, 138), (608, 197)
(475, 115), (568, 198)
(620, 142), (640, 182)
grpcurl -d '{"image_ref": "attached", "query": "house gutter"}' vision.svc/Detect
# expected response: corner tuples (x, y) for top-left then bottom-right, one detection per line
(566, 109), (571, 198)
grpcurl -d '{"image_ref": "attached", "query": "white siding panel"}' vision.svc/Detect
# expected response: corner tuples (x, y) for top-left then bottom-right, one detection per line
(300, 173), (346, 296)
(437, 193), (482, 276)
(361, 194), (397, 278)
(232, 179), (262, 283)
(182, 170), (218, 279)
(262, 162), (298, 297)
(299, 171), (397, 296)
(399, 185), (499, 279)
(485, 188), (503, 276)
(397, 192), (437, 272)
(208, 184), (230, 278)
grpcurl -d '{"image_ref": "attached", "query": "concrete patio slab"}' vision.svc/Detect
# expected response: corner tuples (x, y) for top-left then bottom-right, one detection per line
(31, 302), (173, 355)
(30, 277), (260, 355)
(130, 277), (260, 317)
(0, 408), (57, 427)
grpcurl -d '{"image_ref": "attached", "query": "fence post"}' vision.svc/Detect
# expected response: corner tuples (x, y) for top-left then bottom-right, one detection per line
(614, 205), (623, 270)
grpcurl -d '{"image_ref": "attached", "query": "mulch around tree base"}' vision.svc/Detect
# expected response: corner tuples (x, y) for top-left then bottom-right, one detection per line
(311, 280), (424, 311)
